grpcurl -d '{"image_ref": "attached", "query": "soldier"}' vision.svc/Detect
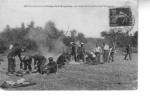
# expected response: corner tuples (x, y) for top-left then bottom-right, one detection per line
(56, 53), (66, 69)
(7, 45), (24, 74)
(103, 43), (110, 63)
(94, 44), (102, 64)
(71, 42), (77, 62)
(108, 46), (115, 62)
(78, 42), (85, 62)
(32, 54), (46, 74)
(85, 51), (97, 65)
(22, 55), (32, 72)
(43, 57), (57, 74)
(124, 44), (132, 60)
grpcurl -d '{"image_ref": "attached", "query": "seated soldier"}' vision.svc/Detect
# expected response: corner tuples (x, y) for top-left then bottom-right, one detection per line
(43, 57), (57, 74)
(56, 53), (66, 69)
(85, 51), (97, 65)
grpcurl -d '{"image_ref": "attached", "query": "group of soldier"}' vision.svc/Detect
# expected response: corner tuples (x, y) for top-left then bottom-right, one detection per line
(6, 41), (132, 75)
(7, 44), (67, 75)
(70, 41), (132, 65)
(70, 41), (115, 65)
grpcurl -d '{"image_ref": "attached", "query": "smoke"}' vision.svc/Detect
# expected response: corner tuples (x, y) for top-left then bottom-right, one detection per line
(27, 21), (67, 61)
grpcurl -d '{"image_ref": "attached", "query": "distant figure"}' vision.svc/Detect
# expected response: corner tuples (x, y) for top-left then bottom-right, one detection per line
(43, 57), (57, 74)
(124, 44), (132, 60)
(108, 46), (115, 62)
(85, 51), (97, 65)
(94, 44), (102, 64)
(22, 55), (32, 72)
(71, 42), (77, 61)
(103, 43), (109, 63)
(77, 42), (85, 62)
(32, 54), (46, 74)
(7, 45), (24, 74)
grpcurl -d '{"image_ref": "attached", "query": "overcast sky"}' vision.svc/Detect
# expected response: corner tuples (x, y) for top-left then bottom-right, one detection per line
(0, 0), (138, 37)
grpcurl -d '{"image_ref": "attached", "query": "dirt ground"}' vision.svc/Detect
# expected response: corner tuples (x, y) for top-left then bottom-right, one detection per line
(0, 53), (137, 90)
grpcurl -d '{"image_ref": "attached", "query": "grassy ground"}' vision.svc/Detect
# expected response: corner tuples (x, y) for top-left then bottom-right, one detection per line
(0, 54), (137, 90)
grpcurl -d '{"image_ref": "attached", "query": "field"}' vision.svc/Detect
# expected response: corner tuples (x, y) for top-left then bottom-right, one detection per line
(0, 53), (137, 90)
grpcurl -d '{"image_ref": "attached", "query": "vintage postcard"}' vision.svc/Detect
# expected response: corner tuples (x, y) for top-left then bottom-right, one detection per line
(0, 0), (138, 90)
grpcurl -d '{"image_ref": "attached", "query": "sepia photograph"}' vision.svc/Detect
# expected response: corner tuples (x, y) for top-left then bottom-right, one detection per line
(0, 0), (138, 90)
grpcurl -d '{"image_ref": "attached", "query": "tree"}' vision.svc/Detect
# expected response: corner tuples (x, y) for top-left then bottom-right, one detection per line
(44, 21), (61, 39)
(77, 32), (87, 43)
(101, 29), (131, 48)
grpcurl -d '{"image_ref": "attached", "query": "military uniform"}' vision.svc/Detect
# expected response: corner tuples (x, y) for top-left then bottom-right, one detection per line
(7, 47), (23, 74)
(32, 54), (46, 74)
(43, 57), (57, 74)
(71, 42), (77, 61)
(103, 44), (109, 63)
(56, 53), (66, 69)
(124, 45), (132, 60)
(77, 44), (85, 62)
(22, 55), (32, 71)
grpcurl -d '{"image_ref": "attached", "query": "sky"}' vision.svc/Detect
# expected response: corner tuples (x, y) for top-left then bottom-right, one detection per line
(0, 0), (138, 37)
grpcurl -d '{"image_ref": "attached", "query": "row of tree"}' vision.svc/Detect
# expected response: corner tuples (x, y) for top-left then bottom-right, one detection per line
(0, 21), (87, 53)
(0, 20), (138, 53)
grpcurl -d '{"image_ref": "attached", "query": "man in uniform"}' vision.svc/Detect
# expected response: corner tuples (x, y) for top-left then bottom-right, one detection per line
(108, 46), (115, 62)
(32, 54), (46, 74)
(43, 57), (57, 74)
(103, 43), (110, 63)
(94, 44), (102, 64)
(77, 42), (85, 62)
(71, 42), (77, 62)
(124, 44), (132, 60)
(7, 45), (24, 74)
(56, 53), (66, 69)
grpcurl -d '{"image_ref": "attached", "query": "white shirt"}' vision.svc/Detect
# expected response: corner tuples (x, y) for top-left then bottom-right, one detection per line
(95, 46), (103, 53)
(104, 44), (109, 50)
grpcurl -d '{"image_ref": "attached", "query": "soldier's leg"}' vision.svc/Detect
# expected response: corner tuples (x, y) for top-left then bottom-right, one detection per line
(124, 53), (128, 60)
(8, 57), (12, 73)
(74, 53), (77, 62)
(27, 61), (32, 71)
(129, 53), (132, 60)
(103, 50), (106, 62)
(81, 54), (85, 62)
(11, 58), (16, 73)
(28, 64), (32, 71)
(24, 62), (27, 70)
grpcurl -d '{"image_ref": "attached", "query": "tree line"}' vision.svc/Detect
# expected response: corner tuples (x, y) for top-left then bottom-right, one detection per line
(0, 21), (87, 53)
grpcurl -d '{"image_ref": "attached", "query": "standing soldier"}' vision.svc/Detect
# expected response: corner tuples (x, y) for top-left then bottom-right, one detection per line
(7, 45), (24, 75)
(71, 42), (77, 62)
(103, 43), (110, 63)
(80, 42), (85, 62)
(32, 54), (46, 74)
(94, 44), (100, 64)
(77, 42), (85, 62)
(124, 44), (132, 60)
(108, 46), (115, 62)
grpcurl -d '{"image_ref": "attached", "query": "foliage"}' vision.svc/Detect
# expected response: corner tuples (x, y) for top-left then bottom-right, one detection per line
(101, 29), (138, 48)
